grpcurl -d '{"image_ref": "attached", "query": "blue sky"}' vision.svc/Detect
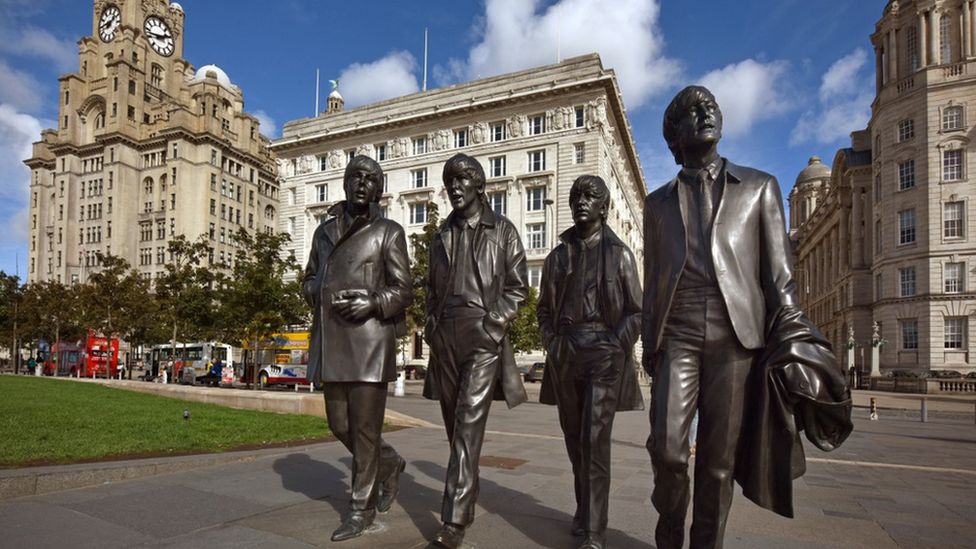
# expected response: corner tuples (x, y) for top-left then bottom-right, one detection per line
(0, 0), (884, 278)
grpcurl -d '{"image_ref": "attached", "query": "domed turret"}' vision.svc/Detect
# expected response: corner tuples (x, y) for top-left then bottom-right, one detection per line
(788, 156), (831, 235)
(326, 79), (344, 114)
(795, 156), (830, 187)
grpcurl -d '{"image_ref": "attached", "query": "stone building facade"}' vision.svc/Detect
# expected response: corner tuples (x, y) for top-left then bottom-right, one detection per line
(25, 0), (278, 284)
(272, 54), (646, 359)
(792, 0), (976, 376)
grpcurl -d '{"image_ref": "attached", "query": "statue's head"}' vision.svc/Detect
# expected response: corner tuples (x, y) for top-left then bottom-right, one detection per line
(442, 153), (487, 213)
(343, 155), (383, 206)
(569, 175), (610, 226)
(663, 85), (723, 166)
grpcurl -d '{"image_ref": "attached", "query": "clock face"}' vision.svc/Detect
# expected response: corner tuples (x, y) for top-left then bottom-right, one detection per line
(98, 5), (121, 42)
(144, 15), (175, 57)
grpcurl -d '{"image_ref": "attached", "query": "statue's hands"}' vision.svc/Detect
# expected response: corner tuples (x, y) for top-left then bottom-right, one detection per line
(334, 295), (377, 322)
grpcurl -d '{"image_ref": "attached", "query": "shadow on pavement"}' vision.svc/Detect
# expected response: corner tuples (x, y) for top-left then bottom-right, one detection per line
(271, 452), (348, 518)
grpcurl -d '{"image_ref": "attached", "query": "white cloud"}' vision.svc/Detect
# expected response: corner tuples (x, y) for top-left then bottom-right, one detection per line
(0, 26), (77, 72)
(0, 103), (48, 248)
(697, 59), (794, 137)
(0, 59), (44, 113)
(436, 0), (680, 109)
(791, 49), (873, 145)
(253, 110), (278, 139)
(337, 51), (420, 108)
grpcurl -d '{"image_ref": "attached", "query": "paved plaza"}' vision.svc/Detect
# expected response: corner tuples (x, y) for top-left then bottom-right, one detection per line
(1, 381), (974, 548)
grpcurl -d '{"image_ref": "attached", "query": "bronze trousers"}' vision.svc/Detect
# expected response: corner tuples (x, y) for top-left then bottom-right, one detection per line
(430, 312), (500, 527)
(647, 290), (756, 549)
(550, 326), (623, 536)
(323, 382), (401, 512)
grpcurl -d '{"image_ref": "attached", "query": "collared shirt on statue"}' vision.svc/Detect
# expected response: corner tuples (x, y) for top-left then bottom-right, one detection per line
(558, 228), (602, 327)
(676, 158), (724, 292)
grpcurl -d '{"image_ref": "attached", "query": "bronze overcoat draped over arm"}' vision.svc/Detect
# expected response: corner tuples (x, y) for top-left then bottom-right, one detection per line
(303, 203), (412, 384)
(538, 226), (644, 411)
(423, 208), (529, 408)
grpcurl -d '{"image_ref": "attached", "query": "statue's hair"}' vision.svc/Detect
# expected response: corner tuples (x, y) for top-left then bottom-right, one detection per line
(442, 153), (486, 191)
(570, 175), (610, 221)
(663, 85), (718, 166)
(344, 155), (384, 203)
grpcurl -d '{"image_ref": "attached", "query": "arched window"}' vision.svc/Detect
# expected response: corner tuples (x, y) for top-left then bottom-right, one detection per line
(94, 112), (105, 129)
(144, 177), (154, 195)
(264, 205), (275, 220)
(940, 14), (952, 64)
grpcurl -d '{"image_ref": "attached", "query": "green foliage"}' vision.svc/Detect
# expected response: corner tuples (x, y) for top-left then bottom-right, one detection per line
(20, 280), (86, 345)
(154, 235), (218, 346)
(406, 201), (440, 332)
(0, 272), (24, 354)
(509, 286), (542, 353)
(0, 376), (329, 467)
(81, 253), (155, 341)
(217, 228), (307, 348)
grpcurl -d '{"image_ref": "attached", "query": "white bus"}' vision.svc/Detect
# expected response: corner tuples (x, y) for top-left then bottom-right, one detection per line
(149, 342), (234, 385)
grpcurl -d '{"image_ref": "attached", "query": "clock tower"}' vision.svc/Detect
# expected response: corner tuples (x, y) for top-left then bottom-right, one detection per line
(25, 0), (278, 285)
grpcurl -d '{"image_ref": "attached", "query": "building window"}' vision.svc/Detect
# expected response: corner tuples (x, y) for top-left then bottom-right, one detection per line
(873, 174), (882, 203)
(489, 156), (506, 178)
(412, 136), (427, 155)
(943, 149), (963, 181)
(900, 319), (919, 350)
(489, 191), (507, 216)
(319, 156), (328, 171)
(288, 217), (296, 235)
(409, 202), (427, 225)
(412, 168), (428, 188)
(944, 262), (964, 294)
(530, 114), (546, 135)
(526, 187), (546, 211)
(574, 143), (585, 164)
(346, 149), (355, 164)
(898, 119), (914, 142)
(944, 201), (964, 238)
(906, 24), (919, 72)
(575, 106), (585, 128)
(454, 128), (468, 148)
(943, 106), (963, 131)
(898, 159), (915, 190)
(945, 317), (966, 349)
(375, 144), (386, 161)
(899, 266), (916, 297)
(315, 184), (328, 203)
(526, 223), (546, 249)
(898, 209), (916, 245)
(150, 64), (163, 87)
(528, 266), (542, 288)
(940, 14), (951, 64)
(875, 220), (883, 255)
(491, 122), (506, 142)
(528, 150), (546, 172)
(875, 272), (883, 300)
(288, 188), (296, 206)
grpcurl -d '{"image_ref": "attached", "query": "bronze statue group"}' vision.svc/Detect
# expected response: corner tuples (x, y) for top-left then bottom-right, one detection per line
(302, 86), (854, 549)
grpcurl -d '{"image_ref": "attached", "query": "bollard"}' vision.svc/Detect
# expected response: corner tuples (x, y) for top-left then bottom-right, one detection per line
(920, 397), (928, 423)
(869, 397), (879, 421)
(394, 371), (405, 397)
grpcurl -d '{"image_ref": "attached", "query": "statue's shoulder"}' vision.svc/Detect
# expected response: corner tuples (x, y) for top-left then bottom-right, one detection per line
(724, 160), (775, 186)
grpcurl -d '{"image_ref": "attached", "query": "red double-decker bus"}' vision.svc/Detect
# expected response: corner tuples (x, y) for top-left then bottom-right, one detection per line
(84, 332), (120, 378)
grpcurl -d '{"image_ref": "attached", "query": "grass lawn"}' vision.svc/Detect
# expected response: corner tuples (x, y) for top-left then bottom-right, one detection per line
(0, 376), (331, 468)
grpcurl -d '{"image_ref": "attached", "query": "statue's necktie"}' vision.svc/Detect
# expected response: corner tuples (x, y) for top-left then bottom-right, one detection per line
(698, 169), (714, 239)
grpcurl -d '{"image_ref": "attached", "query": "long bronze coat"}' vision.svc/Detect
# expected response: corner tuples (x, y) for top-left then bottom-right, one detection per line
(422, 206), (529, 408)
(537, 226), (644, 411)
(303, 202), (412, 383)
(641, 159), (798, 373)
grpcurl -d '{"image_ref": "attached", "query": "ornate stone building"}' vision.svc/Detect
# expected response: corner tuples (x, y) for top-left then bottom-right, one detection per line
(272, 54), (646, 359)
(792, 0), (976, 376)
(25, 0), (278, 284)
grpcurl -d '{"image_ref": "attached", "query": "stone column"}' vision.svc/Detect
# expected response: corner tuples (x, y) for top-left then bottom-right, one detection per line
(852, 188), (864, 268)
(963, 3), (971, 58)
(971, 1), (976, 58)
(930, 9), (939, 64)
(889, 29), (898, 82)
(919, 11), (929, 67)
(876, 46), (884, 91)
(840, 205), (850, 271)
(871, 344), (881, 377)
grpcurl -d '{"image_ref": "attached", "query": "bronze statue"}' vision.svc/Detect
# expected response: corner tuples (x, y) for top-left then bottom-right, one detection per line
(303, 155), (412, 542)
(642, 86), (852, 549)
(538, 175), (644, 549)
(422, 153), (529, 549)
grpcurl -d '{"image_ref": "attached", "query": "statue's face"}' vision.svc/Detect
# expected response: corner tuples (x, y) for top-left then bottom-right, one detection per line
(570, 185), (606, 226)
(445, 171), (480, 212)
(675, 96), (723, 151)
(344, 168), (380, 207)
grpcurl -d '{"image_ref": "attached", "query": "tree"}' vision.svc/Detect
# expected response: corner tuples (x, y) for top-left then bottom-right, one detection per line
(0, 272), (24, 371)
(406, 201), (440, 332)
(20, 281), (86, 352)
(217, 228), (307, 387)
(509, 286), (542, 354)
(154, 235), (216, 376)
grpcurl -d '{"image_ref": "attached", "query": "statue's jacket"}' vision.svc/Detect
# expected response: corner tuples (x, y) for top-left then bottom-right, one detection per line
(537, 225), (644, 411)
(422, 206), (529, 408)
(303, 202), (412, 384)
